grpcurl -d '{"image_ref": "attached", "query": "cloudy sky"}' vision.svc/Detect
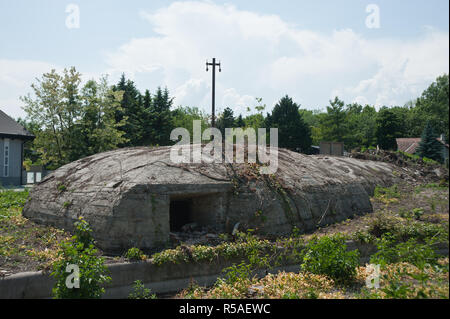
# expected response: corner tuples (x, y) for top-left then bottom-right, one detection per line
(0, 0), (449, 119)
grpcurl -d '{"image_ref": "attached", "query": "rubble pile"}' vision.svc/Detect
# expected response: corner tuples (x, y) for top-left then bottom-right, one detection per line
(350, 150), (448, 184)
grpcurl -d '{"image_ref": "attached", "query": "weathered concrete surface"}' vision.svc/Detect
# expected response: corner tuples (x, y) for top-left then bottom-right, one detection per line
(23, 146), (399, 253)
(0, 257), (299, 299)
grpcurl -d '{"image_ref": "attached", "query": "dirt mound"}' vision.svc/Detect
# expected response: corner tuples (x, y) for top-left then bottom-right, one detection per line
(349, 150), (448, 185)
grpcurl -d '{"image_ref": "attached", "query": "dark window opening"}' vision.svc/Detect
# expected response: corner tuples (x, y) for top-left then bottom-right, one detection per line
(169, 199), (193, 232)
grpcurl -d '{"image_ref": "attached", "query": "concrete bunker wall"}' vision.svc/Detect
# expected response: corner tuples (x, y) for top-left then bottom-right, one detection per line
(224, 181), (376, 237)
(23, 179), (381, 255)
(98, 183), (232, 253)
(103, 180), (379, 253)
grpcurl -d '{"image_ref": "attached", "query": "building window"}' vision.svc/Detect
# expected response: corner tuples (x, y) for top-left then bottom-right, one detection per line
(27, 172), (34, 184)
(4, 139), (9, 177)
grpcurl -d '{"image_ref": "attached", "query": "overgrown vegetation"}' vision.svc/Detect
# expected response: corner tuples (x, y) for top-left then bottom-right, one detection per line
(124, 247), (146, 262)
(373, 185), (401, 204)
(128, 280), (157, 299)
(152, 230), (277, 266)
(301, 235), (359, 283)
(0, 190), (68, 273)
(359, 259), (449, 299)
(370, 234), (439, 268)
(51, 217), (111, 299)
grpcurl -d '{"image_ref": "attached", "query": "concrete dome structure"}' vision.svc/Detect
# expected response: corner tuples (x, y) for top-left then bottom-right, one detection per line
(23, 146), (398, 253)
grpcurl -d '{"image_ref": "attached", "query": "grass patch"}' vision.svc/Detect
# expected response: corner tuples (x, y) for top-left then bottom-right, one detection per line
(359, 258), (449, 299)
(373, 185), (401, 204)
(0, 190), (69, 273)
(367, 211), (448, 243)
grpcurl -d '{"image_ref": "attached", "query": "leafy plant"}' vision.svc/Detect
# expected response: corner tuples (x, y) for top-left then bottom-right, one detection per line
(370, 233), (439, 269)
(128, 280), (156, 299)
(301, 235), (360, 282)
(352, 230), (376, 244)
(368, 212), (447, 243)
(51, 217), (110, 299)
(125, 247), (146, 261)
(373, 185), (400, 204)
(222, 262), (253, 286)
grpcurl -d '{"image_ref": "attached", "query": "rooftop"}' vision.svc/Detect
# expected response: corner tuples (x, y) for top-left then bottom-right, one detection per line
(396, 138), (422, 154)
(0, 109), (34, 140)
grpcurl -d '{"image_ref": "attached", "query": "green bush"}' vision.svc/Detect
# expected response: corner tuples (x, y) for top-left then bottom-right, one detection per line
(0, 190), (29, 215)
(301, 235), (359, 282)
(399, 208), (424, 220)
(373, 185), (400, 201)
(222, 262), (252, 283)
(125, 247), (145, 261)
(73, 217), (94, 247)
(370, 233), (439, 269)
(351, 230), (376, 244)
(51, 217), (111, 299)
(128, 280), (156, 299)
(368, 213), (448, 243)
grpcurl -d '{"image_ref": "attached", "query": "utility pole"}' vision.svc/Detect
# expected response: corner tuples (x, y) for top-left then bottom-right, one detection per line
(206, 58), (221, 128)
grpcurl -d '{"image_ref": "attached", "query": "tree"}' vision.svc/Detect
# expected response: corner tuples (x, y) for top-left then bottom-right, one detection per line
(357, 105), (378, 148)
(375, 107), (403, 150)
(21, 68), (126, 168)
(267, 95), (312, 153)
(343, 103), (363, 150)
(140, 89), (153, 145)
(235, 114), (245, 128)
(172, 106), (208, 139)
(78, 77), (127, 156)
(298, 109), (323, 146)
(216, 107), (235, 136)
(319, 97), (348, 142)
(245, 98), (267, 133)
(344, 103), (378, 150)
(21, 68), (79, 166)
(147, 87), (174, 146)
(112, 74), (146, 146)
(416, 122), (443, 163)
(415, 74), (449, 141)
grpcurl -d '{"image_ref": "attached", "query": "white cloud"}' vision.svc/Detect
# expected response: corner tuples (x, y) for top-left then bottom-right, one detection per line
(2, 1), (448, 121)
(104, 1), (449, 113)
(221, 88), (255, 115)
(0, 59), (106, 119)
(0, 59), (58, 118)
(336, 30), (450, 107)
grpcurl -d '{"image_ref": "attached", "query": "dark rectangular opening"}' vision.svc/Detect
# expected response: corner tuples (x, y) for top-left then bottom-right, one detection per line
(169, 199), (193, 232)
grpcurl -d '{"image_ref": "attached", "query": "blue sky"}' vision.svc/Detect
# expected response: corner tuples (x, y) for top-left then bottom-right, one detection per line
(0, 0), (449, 118)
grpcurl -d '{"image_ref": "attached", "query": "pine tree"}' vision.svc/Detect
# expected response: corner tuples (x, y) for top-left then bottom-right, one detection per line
(319, 97), (347, 142)
(267, 95), (312, 153)
(113, 74), (145, 146)
(140, 89), (153, 145)
(216, 107), (235, 136)
(416, 122), (443, 163)
(235, 114), (245, 128)
(147, 87), (174, 146)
